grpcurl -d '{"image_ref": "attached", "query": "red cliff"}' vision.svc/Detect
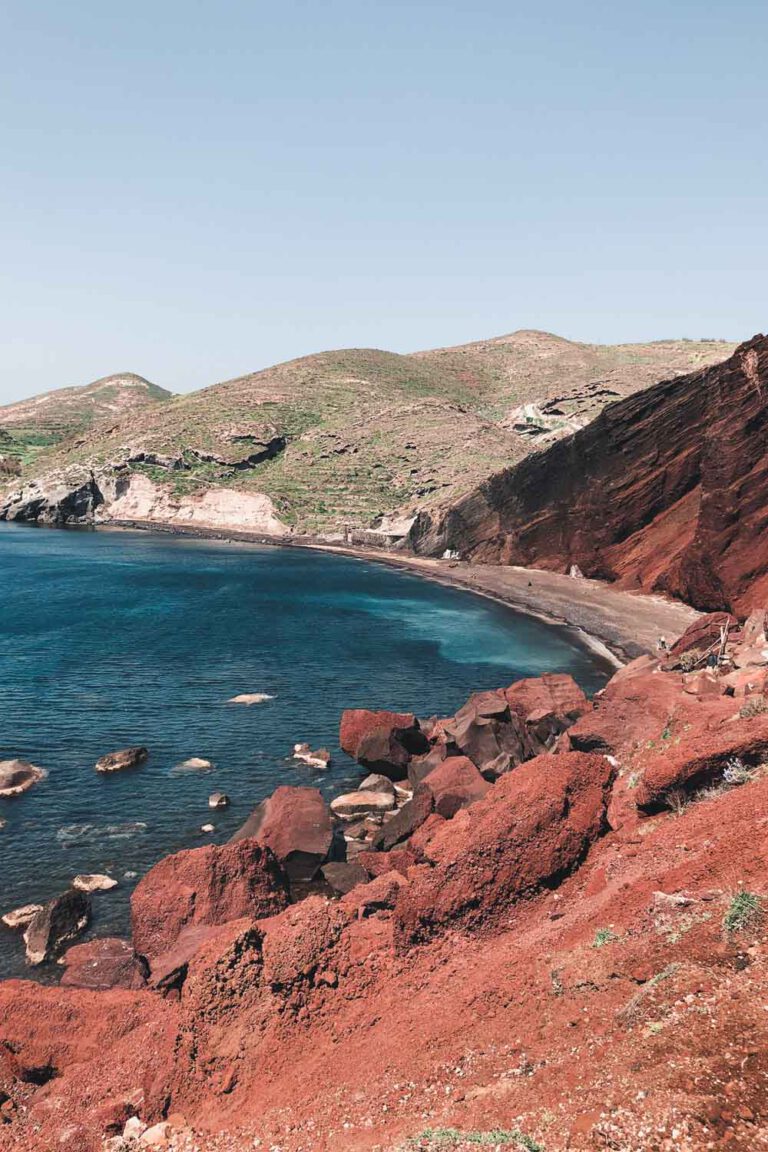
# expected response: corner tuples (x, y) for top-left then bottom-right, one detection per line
(413, 335), (768, 615)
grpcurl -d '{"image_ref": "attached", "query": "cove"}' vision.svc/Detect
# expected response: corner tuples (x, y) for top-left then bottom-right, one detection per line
(0, 523), (610, 978)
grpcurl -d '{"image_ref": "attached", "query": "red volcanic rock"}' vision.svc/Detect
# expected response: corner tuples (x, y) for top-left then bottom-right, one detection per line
(443, 690), (533, 779)
(407, 742), (449, 788)
(634, 712), (768, 811)
(341, 870), (407, 917)
(356, 848), (416, 879)
(321, 860), (368, 894)
(395, 751), (615, 943)
(413, 337), (768, 615)
(60, 937), (147, 991)
(418, 754), (491, 818)
(666, 612), (738, 661)
(339, 709), (428, 779)
(407, 811), (447, 858)
(562, 663), (733, 760)
(370, 786), (434, 851)
(260, 897), (350, 989)
(131, 838), (288, 963)
(505, 673), (590, 752)
(230, 785), (334, 883)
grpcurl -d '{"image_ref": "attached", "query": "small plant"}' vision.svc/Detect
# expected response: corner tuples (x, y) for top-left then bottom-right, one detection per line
(722, 756), (754, 786)
(665, 788), (688, 816)
(593, 927), (618, 949)
(723, 890), (763, 935)
(406, 1129), (543, 1150)
(739, 695), (768, 719)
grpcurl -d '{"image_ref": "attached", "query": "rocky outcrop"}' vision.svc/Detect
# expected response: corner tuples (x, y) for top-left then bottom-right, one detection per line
(130, 838), (288, 965)
(229, 785), (335, 883)
(413, 336), (768, 616)
(1, 467), (289, 535)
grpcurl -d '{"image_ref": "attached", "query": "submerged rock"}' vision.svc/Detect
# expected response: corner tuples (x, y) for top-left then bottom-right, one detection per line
(95, 747), (148, 774)
(24, 890), (91, 964)
(175, 756), (214, 772)
(0, 759), (46, 797)
(227, 693), (274, 705)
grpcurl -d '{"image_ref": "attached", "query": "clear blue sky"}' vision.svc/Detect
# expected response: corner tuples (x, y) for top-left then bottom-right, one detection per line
(1, 1), (766, 403)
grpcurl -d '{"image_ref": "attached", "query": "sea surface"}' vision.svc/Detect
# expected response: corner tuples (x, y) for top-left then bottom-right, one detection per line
(0, 524), (610, 979)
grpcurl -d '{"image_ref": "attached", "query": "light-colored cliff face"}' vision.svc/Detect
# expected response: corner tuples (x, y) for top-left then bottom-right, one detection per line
(1, 469), (288, 536)
(413, 335), (768, 616)
(98, 472), (289, 534)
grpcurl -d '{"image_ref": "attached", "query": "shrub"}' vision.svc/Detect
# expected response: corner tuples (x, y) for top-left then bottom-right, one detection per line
(722, 756), (754, 785)
(723, 891), (763, 935)
(739, 696), (768, 719)
(406, 1129), (543, 1150)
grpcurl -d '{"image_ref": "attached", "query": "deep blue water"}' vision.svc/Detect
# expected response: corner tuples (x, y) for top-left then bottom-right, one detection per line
(0, 524), (610, 978)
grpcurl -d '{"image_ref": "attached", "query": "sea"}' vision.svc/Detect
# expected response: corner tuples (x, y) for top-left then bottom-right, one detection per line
(0, 523), (611, 978)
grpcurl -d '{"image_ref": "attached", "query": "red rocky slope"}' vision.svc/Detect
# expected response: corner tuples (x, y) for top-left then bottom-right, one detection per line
(4, 622), (768, 1150)
(412, 335), (768, 616)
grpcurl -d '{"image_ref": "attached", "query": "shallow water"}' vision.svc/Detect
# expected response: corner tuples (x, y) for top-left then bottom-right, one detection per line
(0, 524), (609, 978)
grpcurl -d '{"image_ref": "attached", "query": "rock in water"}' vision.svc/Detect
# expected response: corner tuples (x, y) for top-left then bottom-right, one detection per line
(227, 693), (274, 705)
(1, 904), (43, 930)
(293, 743), (332, 768)
(23, 890), (91, 964)
(176, 756), (214, 772)
(72, 874), (118, 892)
(95, 747), (148, 773)
(208, 792), (230, 809)
(0, 759), (46, 797)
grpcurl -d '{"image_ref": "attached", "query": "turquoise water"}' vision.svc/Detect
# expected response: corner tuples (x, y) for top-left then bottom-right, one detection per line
(0, 524), (609, 978)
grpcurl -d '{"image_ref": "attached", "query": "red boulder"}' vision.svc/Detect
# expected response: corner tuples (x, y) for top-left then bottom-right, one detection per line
(339, 709), (428, 779)
(505, 673), (590, 752)
(395, 751), (616, 944)
(60, 937), (147, 991)
(230, 785), (334, 883)
(418, 754), (491, 818)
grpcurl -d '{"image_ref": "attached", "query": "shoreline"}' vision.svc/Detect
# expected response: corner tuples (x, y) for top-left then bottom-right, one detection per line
(98, 519), (701, 666)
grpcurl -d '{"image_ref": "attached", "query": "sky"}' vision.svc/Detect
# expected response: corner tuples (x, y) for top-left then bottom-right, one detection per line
(1, 1), (767, 403)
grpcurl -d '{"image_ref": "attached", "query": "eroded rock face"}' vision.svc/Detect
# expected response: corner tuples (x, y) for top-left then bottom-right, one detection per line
(230, 785), (334, 884)
(130, 838), (288, 965)
(413, 336), (768, 615)
(24, 890), (91, 965)
(395, 751), (616, 943)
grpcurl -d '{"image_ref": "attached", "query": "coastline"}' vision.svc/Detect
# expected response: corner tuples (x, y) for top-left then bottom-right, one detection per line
(100, 520), (701, 666)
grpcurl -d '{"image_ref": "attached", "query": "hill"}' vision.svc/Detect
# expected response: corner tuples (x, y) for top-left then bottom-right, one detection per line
(0, 333), (735, 535)
(0, 373), (172, 466)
